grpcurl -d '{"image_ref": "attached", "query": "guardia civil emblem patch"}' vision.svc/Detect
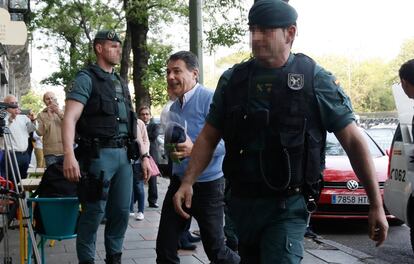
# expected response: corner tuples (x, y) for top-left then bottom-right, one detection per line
(287, 73), (304, 90)
(107, 31), (115, 40)
(66, 82), (75, 93)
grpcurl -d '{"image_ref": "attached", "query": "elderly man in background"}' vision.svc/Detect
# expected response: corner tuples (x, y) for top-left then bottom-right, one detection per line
(36, 91), (64, 167)
(0, 95), (37, 182)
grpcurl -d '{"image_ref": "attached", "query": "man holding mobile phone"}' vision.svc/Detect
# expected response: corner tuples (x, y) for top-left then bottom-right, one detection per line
(36, 91), (64, 167)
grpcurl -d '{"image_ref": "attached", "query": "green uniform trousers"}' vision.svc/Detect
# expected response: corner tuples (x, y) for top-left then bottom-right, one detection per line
(76, 148), (132, 262)
(229, 194), (309, 264)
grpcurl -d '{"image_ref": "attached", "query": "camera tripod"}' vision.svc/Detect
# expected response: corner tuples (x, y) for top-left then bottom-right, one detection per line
(0, 124), (41, 264)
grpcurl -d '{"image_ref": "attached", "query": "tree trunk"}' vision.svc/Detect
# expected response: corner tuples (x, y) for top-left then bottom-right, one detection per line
(120, 23), (131, 81)
(130, 17), (150, 111)
(123, 0), (150, 111)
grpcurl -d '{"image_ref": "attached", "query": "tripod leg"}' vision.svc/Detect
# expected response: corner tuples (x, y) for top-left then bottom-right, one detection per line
(1, 198), (10, 264)
(2, 133), (41, 264)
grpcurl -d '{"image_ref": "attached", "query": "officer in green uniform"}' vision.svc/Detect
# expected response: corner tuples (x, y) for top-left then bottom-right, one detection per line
(172, 1), (389, 263)
(63, 30), (139, 264)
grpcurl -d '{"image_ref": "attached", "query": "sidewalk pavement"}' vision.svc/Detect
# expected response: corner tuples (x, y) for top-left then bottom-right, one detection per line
(1, 177), (390, 264)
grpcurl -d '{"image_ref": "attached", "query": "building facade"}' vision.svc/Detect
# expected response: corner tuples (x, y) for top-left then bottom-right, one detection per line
(0, 0), (30, 100)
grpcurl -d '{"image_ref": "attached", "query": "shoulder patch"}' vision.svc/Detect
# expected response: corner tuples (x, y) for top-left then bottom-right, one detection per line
(66, 82), (75, 93)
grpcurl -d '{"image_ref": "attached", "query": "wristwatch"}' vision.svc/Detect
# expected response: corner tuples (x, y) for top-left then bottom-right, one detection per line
(140, 153), (150, 160)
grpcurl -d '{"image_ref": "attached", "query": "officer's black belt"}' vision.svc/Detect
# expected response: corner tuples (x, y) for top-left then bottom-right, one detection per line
(231, 183), (302, 198)
(78, 137), (129, 149)
(98, 137), (128, 148)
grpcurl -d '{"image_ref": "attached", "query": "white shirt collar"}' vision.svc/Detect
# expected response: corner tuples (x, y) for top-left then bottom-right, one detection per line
(180, 83), (199, 108)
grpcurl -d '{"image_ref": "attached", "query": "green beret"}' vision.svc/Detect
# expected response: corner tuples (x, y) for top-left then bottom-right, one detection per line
(94, 30), (122, 43)
(248, 0), (298, 28)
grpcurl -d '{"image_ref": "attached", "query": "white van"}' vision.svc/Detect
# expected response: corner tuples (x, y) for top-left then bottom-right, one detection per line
(384, 84), (414, 252)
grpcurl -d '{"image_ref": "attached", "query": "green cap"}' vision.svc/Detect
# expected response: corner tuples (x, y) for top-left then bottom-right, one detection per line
(94, 30), (122, 43)
(248, 0), (298, 28)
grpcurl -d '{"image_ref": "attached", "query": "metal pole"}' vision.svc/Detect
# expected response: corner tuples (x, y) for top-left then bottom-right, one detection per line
(189, 0), (203, 84)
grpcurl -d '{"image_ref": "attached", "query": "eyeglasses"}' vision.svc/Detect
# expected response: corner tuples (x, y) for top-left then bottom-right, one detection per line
(8, 102), (18, 106)
(139, 113), (150, 116)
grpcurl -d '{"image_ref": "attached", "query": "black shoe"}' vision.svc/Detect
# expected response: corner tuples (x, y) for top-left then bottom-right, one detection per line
(186, 231), (201, 243)
(105, 253), (121, 264)
(178, 242), (197, 250)
(226, 239), (238, 252)
(304, 227), (318, 239)
(149, 202), (159, 208)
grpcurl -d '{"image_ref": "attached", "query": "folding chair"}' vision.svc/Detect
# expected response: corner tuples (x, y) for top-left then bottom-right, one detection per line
(27, 197), (79, 264)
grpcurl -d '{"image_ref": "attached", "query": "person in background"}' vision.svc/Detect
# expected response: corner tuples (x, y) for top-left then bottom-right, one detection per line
(63, 29), (140, 264)
(156, 50), (239, 264)
(36, 91), (64, 167)
(1, 95), (37, 180)
(0, 95), (37, 182)
(138, 106), (160, 208)
(158, 88), (202, 251)
(398, 59), (414, 137)
(172, 1), (388, 263)
(399, 59), (414, 99)
(32, 131), (45, 168)
(130, 118), (150, 220)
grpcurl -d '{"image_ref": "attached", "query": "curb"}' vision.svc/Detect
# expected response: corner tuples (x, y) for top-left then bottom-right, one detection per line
(309, 237), (391, 264)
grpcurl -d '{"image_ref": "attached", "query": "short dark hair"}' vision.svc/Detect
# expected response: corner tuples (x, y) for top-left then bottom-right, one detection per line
(93, 39), (106, 54)
(399, 59), (414, 85)
(167, 51), (199, 71)
(138, 105), (151, 115)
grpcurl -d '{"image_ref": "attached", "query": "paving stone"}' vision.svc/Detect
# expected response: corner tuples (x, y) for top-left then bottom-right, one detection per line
(307, 249), (365, 264)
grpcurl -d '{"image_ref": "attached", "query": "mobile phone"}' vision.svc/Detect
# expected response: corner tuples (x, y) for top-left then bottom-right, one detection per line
(19, 109), (31, 115)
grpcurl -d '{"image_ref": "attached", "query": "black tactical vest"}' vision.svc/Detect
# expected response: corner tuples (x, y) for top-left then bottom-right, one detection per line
(76, 65), (137, 140)
(222, 54), (326, 198)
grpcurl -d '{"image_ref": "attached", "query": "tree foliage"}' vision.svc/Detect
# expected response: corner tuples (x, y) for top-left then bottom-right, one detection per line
(315, 56), (395, 112)
(33, 0), (247, 109)
(20, 90), (44, 114)
(123, 0), (246, 110)
(389, 38), (414, 85)
(203, 0), (246, 52)
(32, 0), (124, 90)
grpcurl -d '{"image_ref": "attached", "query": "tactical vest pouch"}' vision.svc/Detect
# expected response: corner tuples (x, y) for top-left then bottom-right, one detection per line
(101, 96), (115, 115)
(77, 171), (109, 203)
(279, 131), (305, 187)
(223, 105), (246, 144)
(223, 107), (267, 151)
(223, 149), (262, 183)
(304, 129), (324, 197)
(222, 107), (268, 184)
(75, 140), (100, 160)
(260, 129), (305, 191)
